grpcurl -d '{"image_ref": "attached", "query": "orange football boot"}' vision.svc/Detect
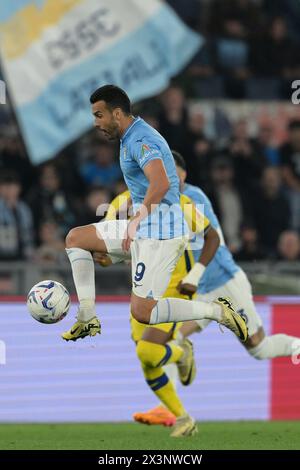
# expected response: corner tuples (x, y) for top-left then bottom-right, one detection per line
(133, 405), (176, 427)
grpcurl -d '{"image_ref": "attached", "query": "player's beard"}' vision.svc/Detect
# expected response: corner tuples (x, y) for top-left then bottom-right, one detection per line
(100, 120), (120, 141)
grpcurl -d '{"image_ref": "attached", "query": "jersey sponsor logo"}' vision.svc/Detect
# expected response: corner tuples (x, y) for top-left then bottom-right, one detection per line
(139, 144), (160, 165)
(141, 143), (151, 154)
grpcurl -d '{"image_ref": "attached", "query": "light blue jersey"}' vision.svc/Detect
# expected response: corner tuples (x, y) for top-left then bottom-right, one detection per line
(120, 117), (188, 239)
(183, 183), (239, 293)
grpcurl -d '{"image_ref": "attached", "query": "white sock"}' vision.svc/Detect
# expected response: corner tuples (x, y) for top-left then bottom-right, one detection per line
(66, 248), (96, 321)
(249, 334), (300, 360)
(149, 297), (221, 324)
(163, 363), (178, 391)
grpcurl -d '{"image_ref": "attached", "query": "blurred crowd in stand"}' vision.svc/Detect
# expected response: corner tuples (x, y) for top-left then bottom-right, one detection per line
(0, 0), (300, 264)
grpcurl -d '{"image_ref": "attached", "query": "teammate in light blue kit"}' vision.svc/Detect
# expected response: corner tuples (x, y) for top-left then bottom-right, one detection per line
(183, 183), (239, 296)
(63, 85), (247, 347)
(174, 151), (300, 360)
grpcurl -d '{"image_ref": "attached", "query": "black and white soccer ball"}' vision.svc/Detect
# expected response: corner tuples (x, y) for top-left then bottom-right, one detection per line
(27, 280), (70, 324)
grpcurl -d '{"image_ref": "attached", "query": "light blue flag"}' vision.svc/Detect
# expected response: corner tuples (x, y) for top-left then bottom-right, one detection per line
(0, 0), (203, 164)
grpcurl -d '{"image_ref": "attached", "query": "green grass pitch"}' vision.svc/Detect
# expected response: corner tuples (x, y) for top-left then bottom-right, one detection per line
(0, 421), (299, 450)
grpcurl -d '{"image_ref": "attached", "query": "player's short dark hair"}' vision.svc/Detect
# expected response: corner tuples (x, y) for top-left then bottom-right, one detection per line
(172, 150), (186, 171)
(90, 85), (131, 114)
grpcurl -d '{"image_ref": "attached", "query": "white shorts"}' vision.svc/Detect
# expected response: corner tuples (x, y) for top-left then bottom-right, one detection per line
(94, 219), (188, 299)
(130, 236), (188, 299)
(94, 219), (131, 264)
(196, 269), (262, 337)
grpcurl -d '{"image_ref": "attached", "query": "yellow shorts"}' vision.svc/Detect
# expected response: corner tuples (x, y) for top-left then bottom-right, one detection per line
(130, 286), (195, 343)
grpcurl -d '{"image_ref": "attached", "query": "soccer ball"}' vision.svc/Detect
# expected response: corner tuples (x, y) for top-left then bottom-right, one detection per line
(27, 280), (70, 324)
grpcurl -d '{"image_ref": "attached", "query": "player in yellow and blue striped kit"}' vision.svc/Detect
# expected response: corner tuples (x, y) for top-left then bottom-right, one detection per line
(94, 151), (218, 437)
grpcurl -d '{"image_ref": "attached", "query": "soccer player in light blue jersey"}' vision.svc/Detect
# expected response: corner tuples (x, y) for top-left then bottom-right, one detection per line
(62, 85), (247, 345)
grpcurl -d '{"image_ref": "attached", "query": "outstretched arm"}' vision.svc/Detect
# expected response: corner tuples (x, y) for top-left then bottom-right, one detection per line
(122, 159), (170, 251)
(178, 226), (220, 296)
